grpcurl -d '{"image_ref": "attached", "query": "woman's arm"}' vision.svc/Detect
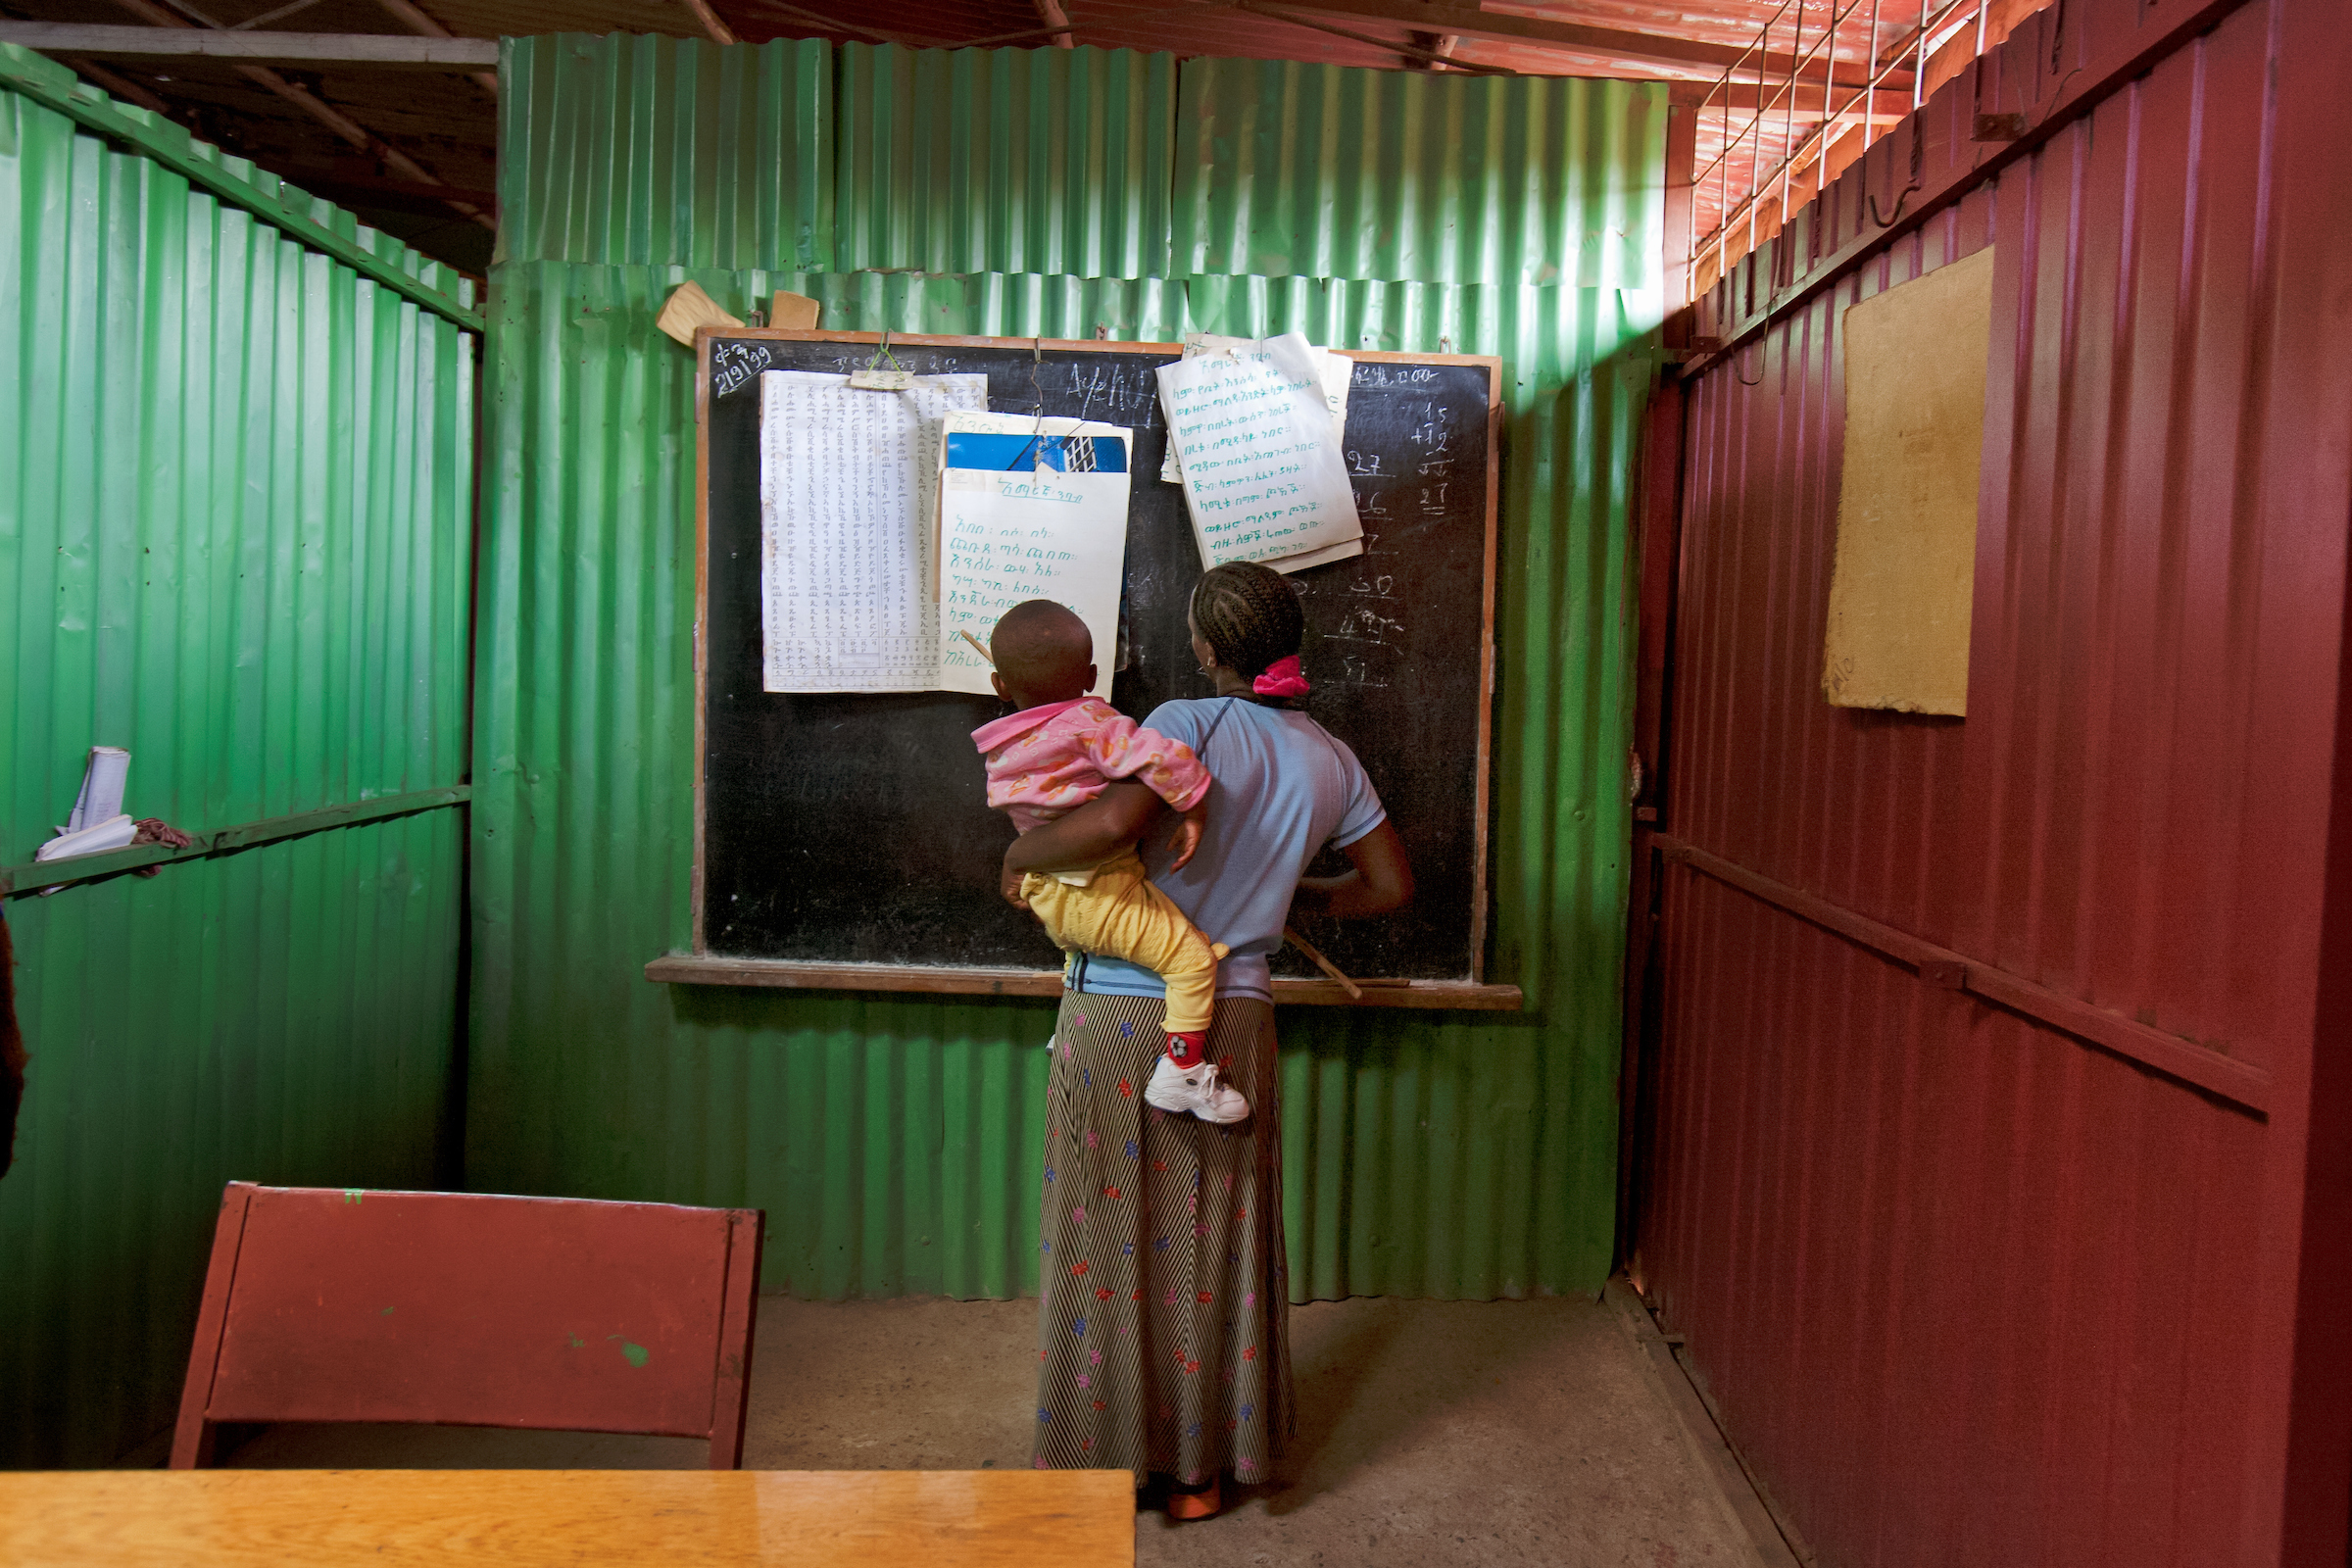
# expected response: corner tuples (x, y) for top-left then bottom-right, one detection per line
(999, 780), (1168, 906)
(1293, 818), (1413, 918)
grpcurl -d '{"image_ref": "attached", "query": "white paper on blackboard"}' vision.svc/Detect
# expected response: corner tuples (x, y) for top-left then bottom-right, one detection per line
(757, 370), (989, 692)
(934, 413), (1133, 700)
(1156, 332), (1363, 573)
(1159, 334), (1351, 486)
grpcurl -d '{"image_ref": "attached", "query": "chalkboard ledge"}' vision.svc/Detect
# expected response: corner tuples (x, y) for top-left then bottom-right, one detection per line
(645, 956), (1523, 1010)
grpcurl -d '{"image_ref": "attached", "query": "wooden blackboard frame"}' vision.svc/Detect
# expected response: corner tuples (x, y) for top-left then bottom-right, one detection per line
(650, 328), (1519, 1010)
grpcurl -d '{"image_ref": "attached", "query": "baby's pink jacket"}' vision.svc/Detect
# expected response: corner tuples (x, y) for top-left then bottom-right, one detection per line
(972, 697), (1212, 834)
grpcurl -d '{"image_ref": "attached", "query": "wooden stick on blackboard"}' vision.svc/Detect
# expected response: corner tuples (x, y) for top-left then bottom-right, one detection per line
(959, 629), (994, 666)
(1283, 926), (1363, 1000)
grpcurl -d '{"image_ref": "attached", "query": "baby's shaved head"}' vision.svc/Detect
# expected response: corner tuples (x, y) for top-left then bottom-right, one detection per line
(990, 601), (1094, 705)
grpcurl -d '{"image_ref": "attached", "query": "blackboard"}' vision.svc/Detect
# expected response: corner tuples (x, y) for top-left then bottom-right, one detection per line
(650, 331), (1517, 1009)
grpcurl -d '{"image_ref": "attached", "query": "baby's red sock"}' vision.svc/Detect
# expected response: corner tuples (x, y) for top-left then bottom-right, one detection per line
(1165, 1031), (1206, 1068)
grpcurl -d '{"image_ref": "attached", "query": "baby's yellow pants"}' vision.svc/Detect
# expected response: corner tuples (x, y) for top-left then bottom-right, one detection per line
(1022, 850), (1228, 1035)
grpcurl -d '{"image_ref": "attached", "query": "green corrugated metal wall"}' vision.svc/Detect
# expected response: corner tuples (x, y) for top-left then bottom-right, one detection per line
(493, 34), (1664, 291)
(497, 32), (834, 272)
(474, 36), (1664, 1303)
(834, 44), (1177, 279)
(1173, 59), (1664, 289)
(0, 60), (475, 1467)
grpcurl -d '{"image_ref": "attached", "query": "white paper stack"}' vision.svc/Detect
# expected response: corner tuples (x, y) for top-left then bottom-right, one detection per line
(1155, 331), (1365, 573)
(36, 815), (136, 862)
(66, 746), (129, 833)
(36, 746), (138, 886)
(1158, 334), (1352, 486)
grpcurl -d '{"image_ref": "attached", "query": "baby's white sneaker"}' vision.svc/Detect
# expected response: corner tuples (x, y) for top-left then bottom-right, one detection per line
(1145, 1056), (1251, 1124)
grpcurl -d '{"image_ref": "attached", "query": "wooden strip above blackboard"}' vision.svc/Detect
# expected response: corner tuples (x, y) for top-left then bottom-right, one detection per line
(644, 956), (1524, 1010)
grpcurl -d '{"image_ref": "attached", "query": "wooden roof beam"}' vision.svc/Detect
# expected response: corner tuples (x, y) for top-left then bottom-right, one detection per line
(1241, 1), (1514, 72)
(1268, 0), (1914, 86)
(676, 0), (739, 45)
(88, 0), (492, 229)
(0, 23), (499, 71)
(369, 0), (498, 96)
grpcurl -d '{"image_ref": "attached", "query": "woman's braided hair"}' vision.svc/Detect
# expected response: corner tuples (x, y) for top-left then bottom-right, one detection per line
(1191, 561), (1306, 708)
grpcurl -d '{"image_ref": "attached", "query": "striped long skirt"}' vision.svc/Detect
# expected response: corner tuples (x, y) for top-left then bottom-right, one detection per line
(1029, 990), (1294, 1486)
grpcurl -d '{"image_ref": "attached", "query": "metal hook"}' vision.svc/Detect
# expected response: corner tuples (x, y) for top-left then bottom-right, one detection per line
(1869, 185), (1920, 228)
(1016, 336), (1051, 470)
(1870, 118), (1927, 229)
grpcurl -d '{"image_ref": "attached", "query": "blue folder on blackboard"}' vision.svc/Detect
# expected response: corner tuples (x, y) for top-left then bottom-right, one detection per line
(945, 431), (1128, 474)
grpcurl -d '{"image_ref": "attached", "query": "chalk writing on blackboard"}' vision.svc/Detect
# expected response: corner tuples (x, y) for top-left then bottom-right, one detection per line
(1351, 363), (1440, 387)
(1064, 363), (1163, 428)
(712, 342), (772, 398)
(1328, 606), (1404, 646)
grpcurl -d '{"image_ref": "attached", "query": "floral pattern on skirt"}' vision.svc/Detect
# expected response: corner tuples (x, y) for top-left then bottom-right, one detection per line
(1031, 990), (1292, 1485)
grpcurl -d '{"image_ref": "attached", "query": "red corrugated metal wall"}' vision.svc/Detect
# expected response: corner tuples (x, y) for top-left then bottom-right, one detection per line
(1632, 0), (2352, 1562)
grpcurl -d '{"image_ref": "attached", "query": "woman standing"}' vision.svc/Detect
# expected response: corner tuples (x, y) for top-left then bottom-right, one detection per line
(1001, 561), (1413, 1517)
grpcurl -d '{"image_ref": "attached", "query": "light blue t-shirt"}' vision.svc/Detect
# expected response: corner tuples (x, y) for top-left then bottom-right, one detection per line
(1077, 697), (1386, 1004)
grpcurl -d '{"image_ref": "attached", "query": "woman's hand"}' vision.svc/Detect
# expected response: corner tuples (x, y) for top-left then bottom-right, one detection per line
(1168, 802), (1210, 870)
(1001, 781), (1167, 909)
(1295, 819), (1413, 918)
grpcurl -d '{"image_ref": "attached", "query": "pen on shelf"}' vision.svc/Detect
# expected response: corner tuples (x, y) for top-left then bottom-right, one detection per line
(959, 629), (995, 666)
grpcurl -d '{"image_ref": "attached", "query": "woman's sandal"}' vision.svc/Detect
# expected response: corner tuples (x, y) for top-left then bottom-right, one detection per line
(1164, 1477), (1221, 1520)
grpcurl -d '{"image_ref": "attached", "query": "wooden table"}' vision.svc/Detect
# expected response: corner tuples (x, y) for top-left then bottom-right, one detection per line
(0, 1469), (1136, 1566)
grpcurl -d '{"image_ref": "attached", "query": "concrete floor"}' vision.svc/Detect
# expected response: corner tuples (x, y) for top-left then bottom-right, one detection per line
(232, 1295), (1765, 1567)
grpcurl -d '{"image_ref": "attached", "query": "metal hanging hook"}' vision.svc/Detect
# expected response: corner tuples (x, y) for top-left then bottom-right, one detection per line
(1734, 339), (1767, 388)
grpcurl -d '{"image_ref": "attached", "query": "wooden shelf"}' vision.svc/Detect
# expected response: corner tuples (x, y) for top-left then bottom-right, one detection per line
(645, 956), (1524, 1010)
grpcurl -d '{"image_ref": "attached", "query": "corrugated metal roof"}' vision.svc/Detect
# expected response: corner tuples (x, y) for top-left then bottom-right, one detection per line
(470, 258), (1659, 1302)
(833, 43), (1177, 280)
(497, 32), (834, 271)
(1638, 0), (2350, 1557)
(0, 41), (477, 323)
(12, 0), (1954, 288)
(425, 0), (696, 31)
(1174, 60), (1668, 290)
(0, 78), (472, 1466)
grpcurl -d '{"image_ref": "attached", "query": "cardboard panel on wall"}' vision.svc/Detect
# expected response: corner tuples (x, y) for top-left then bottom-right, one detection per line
(1822, 246), (1996, 714)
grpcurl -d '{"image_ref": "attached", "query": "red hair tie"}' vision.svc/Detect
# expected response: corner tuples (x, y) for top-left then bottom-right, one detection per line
(1252, 655), (1310, 698)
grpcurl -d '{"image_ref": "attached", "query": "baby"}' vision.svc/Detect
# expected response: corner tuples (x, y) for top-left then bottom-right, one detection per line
(973, 601), (1249, 1124)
